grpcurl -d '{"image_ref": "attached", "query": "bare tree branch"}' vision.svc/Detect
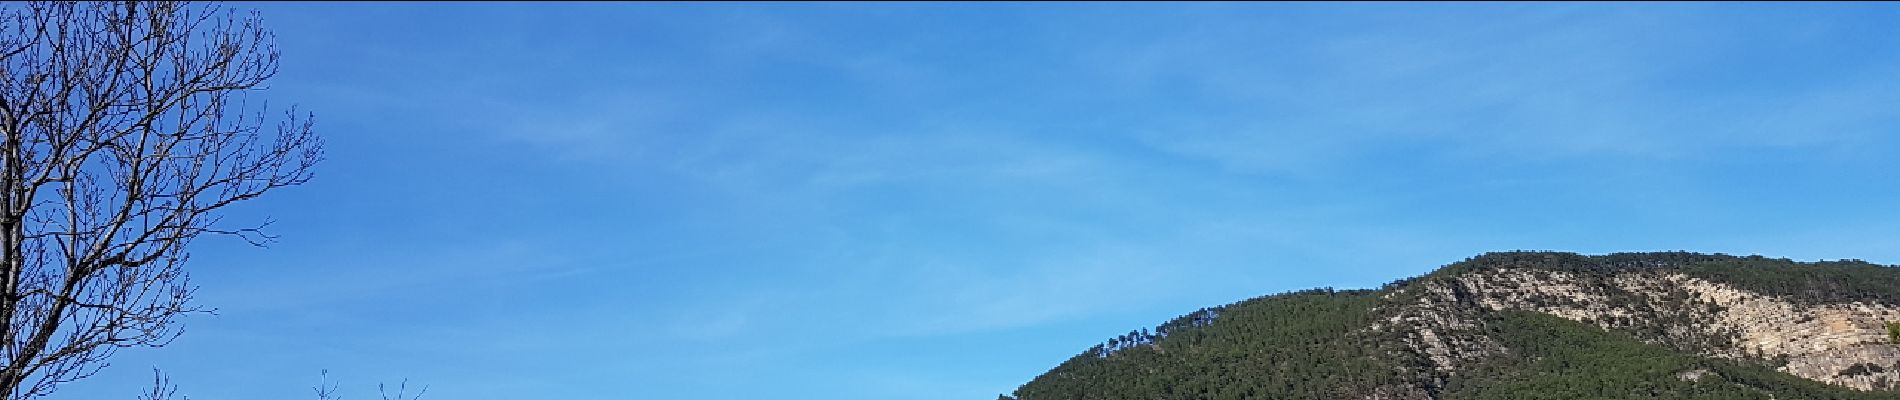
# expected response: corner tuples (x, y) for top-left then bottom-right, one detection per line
(0, 2), (321, 398)
(134, 368), (180, 400)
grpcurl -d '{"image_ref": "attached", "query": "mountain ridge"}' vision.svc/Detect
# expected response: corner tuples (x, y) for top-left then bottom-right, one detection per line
(1004, 251), (1900, 400)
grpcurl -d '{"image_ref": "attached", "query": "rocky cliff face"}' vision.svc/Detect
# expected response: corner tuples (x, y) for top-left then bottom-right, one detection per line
(1387, 265), (1900, 393)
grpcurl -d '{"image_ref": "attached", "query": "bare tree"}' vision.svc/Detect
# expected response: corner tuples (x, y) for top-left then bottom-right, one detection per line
(133, 369), (177, 400)
(377, 379), (427, 400)
(0, 1), (321, 398)
(313, 370), (338, 400)
(312, 371), (428, 400)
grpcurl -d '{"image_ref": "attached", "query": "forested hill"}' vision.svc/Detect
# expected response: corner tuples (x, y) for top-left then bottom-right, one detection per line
(1003, 252), (1900, 400)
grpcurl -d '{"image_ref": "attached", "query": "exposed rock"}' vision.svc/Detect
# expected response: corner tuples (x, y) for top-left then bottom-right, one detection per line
(1384, 267), (1900, 392)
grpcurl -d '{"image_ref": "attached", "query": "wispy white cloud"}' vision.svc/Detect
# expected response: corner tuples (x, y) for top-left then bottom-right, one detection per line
(1077, 7), (1900, 176)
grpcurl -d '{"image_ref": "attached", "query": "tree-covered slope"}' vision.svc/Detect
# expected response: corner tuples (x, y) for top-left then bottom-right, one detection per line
(1004, 252), (1900, 400)
(1008, 289), (1413, 400)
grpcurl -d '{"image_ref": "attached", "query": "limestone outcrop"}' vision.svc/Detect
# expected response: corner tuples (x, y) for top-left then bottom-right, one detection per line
(1387, 267), (1900, 391)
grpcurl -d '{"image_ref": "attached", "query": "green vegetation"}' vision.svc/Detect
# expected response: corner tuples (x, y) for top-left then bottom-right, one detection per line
(1006, 252), (1900, 400)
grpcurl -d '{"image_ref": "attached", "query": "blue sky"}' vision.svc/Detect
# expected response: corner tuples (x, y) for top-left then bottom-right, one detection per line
(43, 2), (1900, 399)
